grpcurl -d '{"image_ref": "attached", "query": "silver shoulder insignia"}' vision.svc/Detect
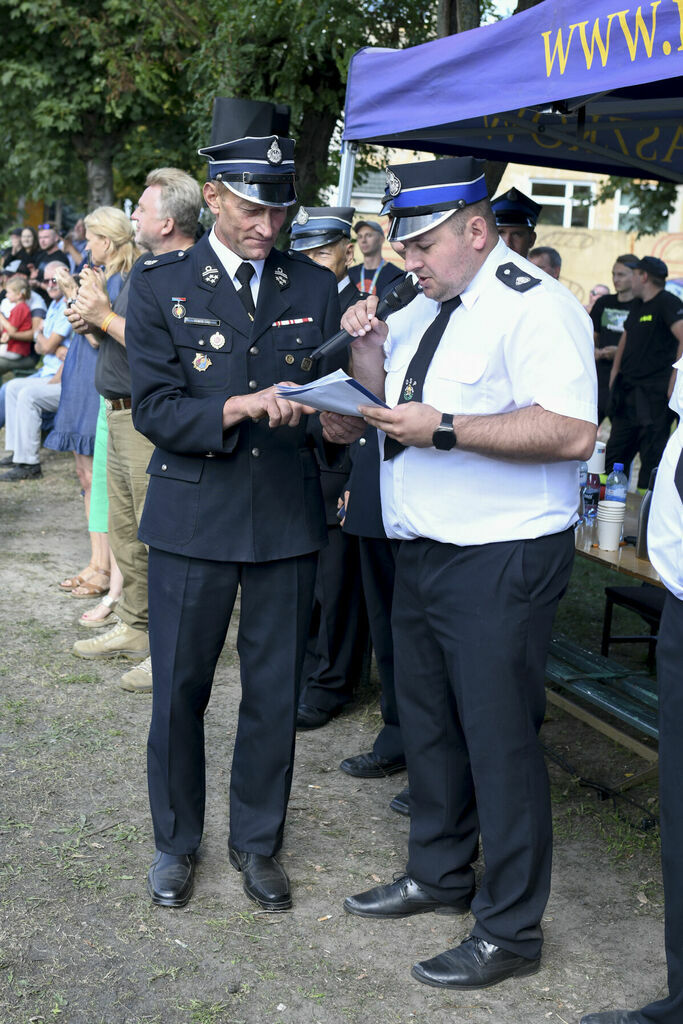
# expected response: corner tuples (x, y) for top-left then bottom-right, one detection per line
(496, 263), (541, 292)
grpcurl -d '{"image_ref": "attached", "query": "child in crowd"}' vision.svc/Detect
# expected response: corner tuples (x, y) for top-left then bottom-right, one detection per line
(0, 275), (33, 362)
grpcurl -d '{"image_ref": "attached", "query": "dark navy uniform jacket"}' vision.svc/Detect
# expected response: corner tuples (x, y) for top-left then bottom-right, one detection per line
(125, 234), (342, 563)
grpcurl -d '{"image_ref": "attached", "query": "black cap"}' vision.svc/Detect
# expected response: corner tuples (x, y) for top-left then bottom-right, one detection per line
(290, 206), (355, 251)
(354, 220), (384, 236)
(198, 135), (297, 208)
(383, 157), (488, 242)
(490, 187), (542, 229)
(635, 255), (668, 278)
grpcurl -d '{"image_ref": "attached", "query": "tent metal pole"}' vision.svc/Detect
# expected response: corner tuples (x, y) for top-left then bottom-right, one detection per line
(337, 142), (358, 205)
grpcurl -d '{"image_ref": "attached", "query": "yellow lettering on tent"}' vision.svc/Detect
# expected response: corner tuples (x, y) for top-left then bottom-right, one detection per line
(662, 123), (683, 163)
(635, 126), (660, 160)
(608, 119), (631, 156)
(576, 13), (621, 67)
(617, 3), (660, 61)
(541, 22), (580, 75)
(672, 0), (683, 49)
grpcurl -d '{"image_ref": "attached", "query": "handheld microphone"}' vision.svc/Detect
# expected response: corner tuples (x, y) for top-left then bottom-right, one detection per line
(309, 273), (422, 363)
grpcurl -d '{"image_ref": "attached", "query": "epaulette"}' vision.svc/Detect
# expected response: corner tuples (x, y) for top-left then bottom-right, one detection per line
(140, 249), (189, 271)
(496, 263), (540, 292)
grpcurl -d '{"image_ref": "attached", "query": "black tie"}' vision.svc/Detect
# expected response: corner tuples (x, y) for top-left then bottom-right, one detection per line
(235, 261), (256, 321)
(383, 295), (461, 460)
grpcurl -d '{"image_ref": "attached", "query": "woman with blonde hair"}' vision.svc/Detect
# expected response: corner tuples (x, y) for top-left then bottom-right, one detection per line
(51, 207), (141, 618)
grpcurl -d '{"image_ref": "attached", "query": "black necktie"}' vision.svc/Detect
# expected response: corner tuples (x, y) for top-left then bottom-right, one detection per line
(383, 295), (461, 461)
(235, 261), (255, 321)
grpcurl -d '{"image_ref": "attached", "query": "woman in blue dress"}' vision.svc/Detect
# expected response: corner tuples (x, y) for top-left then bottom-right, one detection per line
(47, 207), (140, 607)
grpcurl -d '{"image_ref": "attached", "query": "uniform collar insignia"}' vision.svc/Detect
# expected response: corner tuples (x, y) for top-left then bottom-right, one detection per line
(274, 266), (289, 289)
(201, 264), (221, 287)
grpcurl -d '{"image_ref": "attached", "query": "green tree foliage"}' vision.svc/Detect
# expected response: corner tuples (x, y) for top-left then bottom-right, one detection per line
(594, 178), (679, 239)
(0, 0), (205, 214)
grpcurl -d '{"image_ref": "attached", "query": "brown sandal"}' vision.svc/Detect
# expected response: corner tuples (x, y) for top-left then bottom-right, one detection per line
(59, 564), (98, 591)
(70, 568), (111, 599)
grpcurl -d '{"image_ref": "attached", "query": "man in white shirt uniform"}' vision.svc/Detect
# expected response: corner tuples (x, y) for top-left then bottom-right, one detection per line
(581, 356), (683, 1023)
(333, 157), (597, 989)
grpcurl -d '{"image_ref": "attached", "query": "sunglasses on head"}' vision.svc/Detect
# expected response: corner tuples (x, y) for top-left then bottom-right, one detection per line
(38, 223), (53, 230)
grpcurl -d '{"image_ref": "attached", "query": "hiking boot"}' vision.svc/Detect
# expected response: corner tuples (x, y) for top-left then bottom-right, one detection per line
(120, 656), (153, 693)
(0, 462), (42, 481)
(73, 621), (149, 661)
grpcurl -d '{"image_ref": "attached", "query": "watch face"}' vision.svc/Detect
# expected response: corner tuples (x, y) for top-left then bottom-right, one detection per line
(433, 426), (456, 451)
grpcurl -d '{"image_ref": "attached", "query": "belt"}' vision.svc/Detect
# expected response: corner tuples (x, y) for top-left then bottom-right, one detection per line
(104, 396), (133, 411)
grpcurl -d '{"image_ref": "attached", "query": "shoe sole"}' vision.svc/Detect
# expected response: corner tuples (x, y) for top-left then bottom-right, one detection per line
(146, 877), (193, 908)
(119, 682), (153, 693)
(389, 799), (410, 816)
(229, 849), (292, 912)
(344, 902), (469, 919)
(410, 959), (541, 989)
(340, 762), (407, 779)
(74, 648), (150, 662)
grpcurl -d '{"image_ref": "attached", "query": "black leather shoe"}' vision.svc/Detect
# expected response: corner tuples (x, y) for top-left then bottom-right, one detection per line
(0, 455), (14, 466)
(580, 1013), (640, 1024)
(0, 462), (41, 481)
(411, 936), (540, 989)
(390, 786), (410, 816)
(228, 843), (292, 911)
(296, 703), (334, 730)
(339, 750), (406, 778)
(147, 851), (195, 908)
(344, 875), (472, 918)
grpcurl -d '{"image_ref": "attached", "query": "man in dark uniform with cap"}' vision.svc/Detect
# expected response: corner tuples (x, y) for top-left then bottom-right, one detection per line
(349, 219), (403, 298)
(125, 135), (342, 912)
(490, 186), (542, 259)
(288, 206), (369, 730)
(331, 156), (596, 988)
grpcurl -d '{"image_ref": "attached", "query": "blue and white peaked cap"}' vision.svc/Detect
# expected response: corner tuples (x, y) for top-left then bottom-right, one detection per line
(198, 135), (297, 208)
(290, 206), (355, 251)
(385, 157), (488, 242)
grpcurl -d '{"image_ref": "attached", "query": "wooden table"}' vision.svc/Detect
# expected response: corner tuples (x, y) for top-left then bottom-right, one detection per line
(574, 492), (662, 586)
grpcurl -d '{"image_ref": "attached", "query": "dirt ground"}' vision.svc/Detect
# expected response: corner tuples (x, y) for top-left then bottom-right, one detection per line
(0, 447), (668, 1024)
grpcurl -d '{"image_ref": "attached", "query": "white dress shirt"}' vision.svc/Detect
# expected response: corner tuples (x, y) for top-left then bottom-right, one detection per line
(208, 227), (264, 307)
(648, 356), (683, 599)
(379, 238), (597, 545)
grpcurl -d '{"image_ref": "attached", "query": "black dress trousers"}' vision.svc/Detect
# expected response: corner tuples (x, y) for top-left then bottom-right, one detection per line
(392, 529), (575, 960)
(147, 546), (317, 857)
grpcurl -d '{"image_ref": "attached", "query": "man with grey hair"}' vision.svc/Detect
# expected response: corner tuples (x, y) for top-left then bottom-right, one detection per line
(68, 168), (202, 692)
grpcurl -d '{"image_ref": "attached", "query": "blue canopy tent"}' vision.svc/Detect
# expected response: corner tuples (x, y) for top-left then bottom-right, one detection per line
(337, 0), (683, 202)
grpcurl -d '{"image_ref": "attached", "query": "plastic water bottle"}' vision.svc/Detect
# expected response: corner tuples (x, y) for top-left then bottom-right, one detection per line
(578, 461), (588, 520)
(583, 470), (600, 518)
(605, 463), (628, 503)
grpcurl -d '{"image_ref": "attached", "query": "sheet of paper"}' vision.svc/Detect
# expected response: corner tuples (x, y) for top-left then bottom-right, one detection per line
(276, 369), (388, 416)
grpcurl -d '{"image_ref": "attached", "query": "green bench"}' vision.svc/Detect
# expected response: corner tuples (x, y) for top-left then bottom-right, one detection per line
(545, 636), (658, 790)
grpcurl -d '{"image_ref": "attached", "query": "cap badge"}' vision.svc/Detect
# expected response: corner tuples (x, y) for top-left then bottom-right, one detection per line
(267, 138), (283, 165)
(171, 297), (186, 319)
(202, 265), (220, 287)
(295, 206), (309, 225)
(209, 332), (226, 350)
(193, 353), (212, 372)
(386, 168), (401, 197)
(403, 377), (416, 402)
(273, 266), (289, 289)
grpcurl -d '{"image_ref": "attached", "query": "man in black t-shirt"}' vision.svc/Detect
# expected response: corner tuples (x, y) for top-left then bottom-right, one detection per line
(590, 253), (640, 422)
(606, 256), (683, 487)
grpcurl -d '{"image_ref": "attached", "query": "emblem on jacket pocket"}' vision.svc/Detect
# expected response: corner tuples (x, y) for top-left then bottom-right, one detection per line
(193, 353), (213, 372)
(209, 332), (225, 349)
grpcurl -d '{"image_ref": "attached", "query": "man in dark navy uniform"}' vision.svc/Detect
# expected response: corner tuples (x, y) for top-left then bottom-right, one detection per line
(289, 205), (370, 730)
(125, 135), (342, 912)
(490, 186), (542, 259)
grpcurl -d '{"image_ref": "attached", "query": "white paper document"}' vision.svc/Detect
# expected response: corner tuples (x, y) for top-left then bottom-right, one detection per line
(276, 369), (388, 416)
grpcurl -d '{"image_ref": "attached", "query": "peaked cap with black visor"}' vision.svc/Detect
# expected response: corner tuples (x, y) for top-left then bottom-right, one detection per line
(383, 157), (488, 242)
(289, 206), (355, 251)
(198, 135), (298, 208)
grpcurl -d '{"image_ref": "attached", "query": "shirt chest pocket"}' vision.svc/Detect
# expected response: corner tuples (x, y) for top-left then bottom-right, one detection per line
(174, 328), (234, 390)
(427, 350), (491, 414)
(273, 323), (323, 382)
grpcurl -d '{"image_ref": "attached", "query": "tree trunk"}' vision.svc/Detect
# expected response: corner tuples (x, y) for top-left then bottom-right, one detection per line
(438, 0), (480, 36)
(295, 107), (342, 209)
(85, 154), (115, 210)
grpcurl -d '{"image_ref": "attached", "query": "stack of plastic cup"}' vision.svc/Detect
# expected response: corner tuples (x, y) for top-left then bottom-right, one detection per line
(596, 499), (626, 551)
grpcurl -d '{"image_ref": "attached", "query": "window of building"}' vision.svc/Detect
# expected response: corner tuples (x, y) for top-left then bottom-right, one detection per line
(530, 179), (596, 229)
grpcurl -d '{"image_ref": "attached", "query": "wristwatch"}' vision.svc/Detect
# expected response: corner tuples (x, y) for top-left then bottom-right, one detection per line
(432, 413), (457, 451)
